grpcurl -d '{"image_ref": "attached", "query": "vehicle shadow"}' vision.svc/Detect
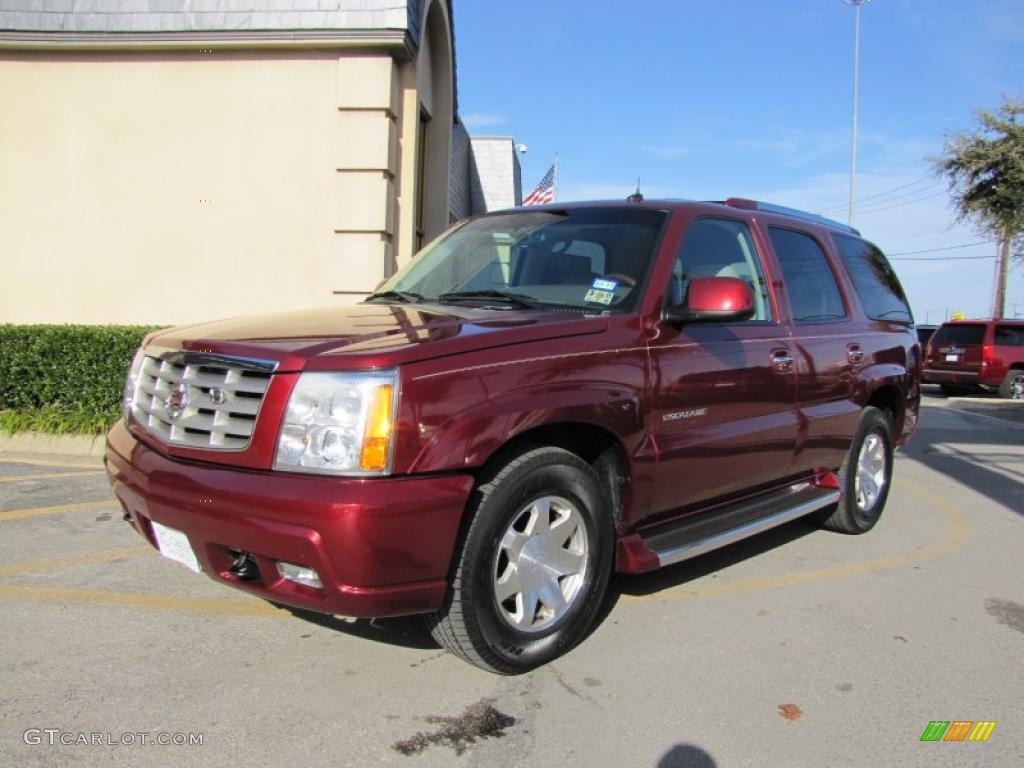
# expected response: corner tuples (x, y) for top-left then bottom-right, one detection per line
(591, 515), (822, 632)
(281, 515), (823, 656)
(279, 605), (439, 650)
(904, 396), (1024, 517)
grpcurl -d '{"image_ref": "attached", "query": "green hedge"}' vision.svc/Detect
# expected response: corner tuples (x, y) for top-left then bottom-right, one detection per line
(0, 324), (166, 435)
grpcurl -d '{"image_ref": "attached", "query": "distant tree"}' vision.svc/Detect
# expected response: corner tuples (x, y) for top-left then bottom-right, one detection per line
(933, 96), (1024, 319)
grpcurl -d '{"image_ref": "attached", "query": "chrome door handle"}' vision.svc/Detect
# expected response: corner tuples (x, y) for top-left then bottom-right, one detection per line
(771, 349), (794, 373)
(847, 344), (866, 364)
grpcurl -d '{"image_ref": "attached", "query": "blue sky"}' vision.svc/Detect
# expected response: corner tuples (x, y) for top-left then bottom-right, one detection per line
(455, 0), (1024, 322)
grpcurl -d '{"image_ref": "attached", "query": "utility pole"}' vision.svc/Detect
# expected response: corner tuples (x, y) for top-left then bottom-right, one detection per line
(844, 0), (870, 227)
(993, 232), (1010, 319)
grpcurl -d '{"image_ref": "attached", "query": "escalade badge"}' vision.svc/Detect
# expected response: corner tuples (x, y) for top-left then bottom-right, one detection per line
(663, 408), (708, 422)
(165, 383), (189, 420)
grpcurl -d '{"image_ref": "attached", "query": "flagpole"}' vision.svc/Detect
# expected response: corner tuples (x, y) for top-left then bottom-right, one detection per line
(553, 153), (559, 202)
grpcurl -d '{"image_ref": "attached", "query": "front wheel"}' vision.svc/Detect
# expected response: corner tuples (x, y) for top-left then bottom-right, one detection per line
(427, 447), (613, 674)
(820, 407), (894, 535)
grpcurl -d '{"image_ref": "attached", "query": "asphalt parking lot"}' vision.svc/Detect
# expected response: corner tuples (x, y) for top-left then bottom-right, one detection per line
(2, 388), (1022, 768)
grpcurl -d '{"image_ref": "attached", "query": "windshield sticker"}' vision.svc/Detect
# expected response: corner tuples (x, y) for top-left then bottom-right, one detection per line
(591, 278), (619, 292)
(584, 287), (615, 305)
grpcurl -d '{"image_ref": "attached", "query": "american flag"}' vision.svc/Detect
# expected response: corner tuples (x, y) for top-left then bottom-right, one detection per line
(522, 164), (555, 205)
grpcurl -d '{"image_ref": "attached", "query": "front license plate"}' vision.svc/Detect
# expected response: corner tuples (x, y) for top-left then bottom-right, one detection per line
(945, 354), (960, 362)
(151, 521), (201, 573)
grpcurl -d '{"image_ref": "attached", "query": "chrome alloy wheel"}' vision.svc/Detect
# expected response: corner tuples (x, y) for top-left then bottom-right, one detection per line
(855, 432), (887, 513)
(1011, 373), (1024, 400)
(493, 495), (590, 634)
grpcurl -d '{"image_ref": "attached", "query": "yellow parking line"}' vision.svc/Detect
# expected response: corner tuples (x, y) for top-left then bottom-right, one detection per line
(0, 478), (970, 618)
(0, 500), (114, 522)
(0, 546), (153, 578)
(620, 479), (968, 603)
(0, 583), (283, 618)
(0, 457), (102, 470)
(0, 544), (280, 618)
(0, 470), (104, 484)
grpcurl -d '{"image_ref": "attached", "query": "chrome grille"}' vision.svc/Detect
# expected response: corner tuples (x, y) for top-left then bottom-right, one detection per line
(130, 351), (275, 451)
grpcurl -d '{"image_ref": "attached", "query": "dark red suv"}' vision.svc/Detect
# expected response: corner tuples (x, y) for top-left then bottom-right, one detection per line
(106, 198), (920, 672)
(923, 319), (1024, 398)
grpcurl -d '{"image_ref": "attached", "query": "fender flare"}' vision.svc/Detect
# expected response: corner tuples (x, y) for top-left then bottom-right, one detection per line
(408, 382), (644, 474)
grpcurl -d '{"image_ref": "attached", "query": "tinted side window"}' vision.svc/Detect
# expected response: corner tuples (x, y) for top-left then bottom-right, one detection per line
(669, 218), (773, 321)
(832, 234), (913, 323)
(767, 228), (846, 323)
(931, 323), (986, 346)
(994, 325), (1024, 346)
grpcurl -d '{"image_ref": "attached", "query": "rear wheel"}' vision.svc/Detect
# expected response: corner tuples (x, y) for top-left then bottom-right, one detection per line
(998, 369), (1024, 400)
(821, 407), (893, 535)
(427, 447), (613, 674)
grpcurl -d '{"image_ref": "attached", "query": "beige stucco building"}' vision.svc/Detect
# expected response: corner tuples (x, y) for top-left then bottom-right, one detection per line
(0, 1), (517, 325)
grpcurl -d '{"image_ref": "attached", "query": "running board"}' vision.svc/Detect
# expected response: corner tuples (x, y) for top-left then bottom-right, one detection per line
(642, 484), (840, 568)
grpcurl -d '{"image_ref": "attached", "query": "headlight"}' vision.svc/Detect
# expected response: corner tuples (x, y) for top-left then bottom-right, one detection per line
(122, 347), (146, 421)
(274, 370), (399, 476)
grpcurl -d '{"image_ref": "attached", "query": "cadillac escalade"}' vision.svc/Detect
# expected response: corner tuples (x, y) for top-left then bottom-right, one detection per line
(106, 198), (921, 673)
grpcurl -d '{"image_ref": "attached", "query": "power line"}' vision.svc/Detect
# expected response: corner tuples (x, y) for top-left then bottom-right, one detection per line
(854, 181), (944, 208)
(818, 187), (948, 218)
(817, 175), (936, 214)
(887, 241), (995, 256)
(890, 254), (996, 261)
(877, 225), (959, 243)
(854, 175), (934, 204)
(854, 188), (949, 216)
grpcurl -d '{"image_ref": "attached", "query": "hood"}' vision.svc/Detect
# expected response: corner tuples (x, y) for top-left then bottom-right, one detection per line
(148, 302), (608, 372)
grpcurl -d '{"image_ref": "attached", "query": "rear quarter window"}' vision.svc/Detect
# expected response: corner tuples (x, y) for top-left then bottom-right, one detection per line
(994, 325), (1024, 346)
(832, 234), (913, 323)
(931, 323), (986, 346)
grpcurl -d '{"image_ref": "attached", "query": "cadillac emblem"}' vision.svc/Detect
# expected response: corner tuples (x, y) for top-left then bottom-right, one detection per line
(164, 383), (189, 420)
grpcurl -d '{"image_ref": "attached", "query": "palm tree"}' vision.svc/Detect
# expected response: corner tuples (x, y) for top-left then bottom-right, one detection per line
(934, 96), (1024, 319)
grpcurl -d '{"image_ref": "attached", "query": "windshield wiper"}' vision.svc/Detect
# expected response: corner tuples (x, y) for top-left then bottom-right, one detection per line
(363, 290), (425, 304)
(436, 290), (541, 309)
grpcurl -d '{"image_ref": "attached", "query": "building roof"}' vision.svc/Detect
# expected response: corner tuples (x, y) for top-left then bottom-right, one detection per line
(1, 1), (429, 48)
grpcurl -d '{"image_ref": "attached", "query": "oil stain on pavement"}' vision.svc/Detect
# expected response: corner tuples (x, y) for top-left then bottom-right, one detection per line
(392, 698), (517, 756)
(985, 598), (1024, 634)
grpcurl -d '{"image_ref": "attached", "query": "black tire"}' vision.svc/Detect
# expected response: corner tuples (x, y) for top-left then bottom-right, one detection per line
(998, 369), (1024, 399)
(820, 407), (894, 535)
(426, 446), (613, 674)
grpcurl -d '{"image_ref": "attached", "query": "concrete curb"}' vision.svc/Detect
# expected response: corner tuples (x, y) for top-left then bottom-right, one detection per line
(0, 431), (106, 458)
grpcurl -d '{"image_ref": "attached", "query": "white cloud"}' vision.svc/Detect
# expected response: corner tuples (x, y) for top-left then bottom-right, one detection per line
(642, 145), (690, 159)
(461, 112), (506, 129)
(556, 181), (673, 202)
(743, 169), (1012, 321)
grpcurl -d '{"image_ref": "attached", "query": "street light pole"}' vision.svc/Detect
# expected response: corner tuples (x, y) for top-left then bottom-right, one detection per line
(844, 0), (869, 227)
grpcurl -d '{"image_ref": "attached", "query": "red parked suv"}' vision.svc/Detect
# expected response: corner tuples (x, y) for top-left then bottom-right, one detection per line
(106, 198), (920, 673)
(923, 319), (1024, 398)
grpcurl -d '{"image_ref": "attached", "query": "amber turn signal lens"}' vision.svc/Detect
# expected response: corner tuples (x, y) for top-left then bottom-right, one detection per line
(359, 384), (394, 471)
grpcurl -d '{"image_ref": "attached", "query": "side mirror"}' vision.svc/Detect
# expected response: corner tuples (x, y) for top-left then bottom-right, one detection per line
(665, 276), (755, 324)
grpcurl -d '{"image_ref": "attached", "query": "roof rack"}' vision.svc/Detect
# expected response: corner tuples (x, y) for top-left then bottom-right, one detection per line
(721, 198), (861, 236)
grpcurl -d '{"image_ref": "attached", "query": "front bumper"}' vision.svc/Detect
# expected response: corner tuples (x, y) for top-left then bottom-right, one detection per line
(105, 420), (474, 618)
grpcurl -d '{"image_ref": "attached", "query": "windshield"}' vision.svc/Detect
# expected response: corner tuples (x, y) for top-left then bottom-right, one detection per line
(375, 207), (667, 311)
